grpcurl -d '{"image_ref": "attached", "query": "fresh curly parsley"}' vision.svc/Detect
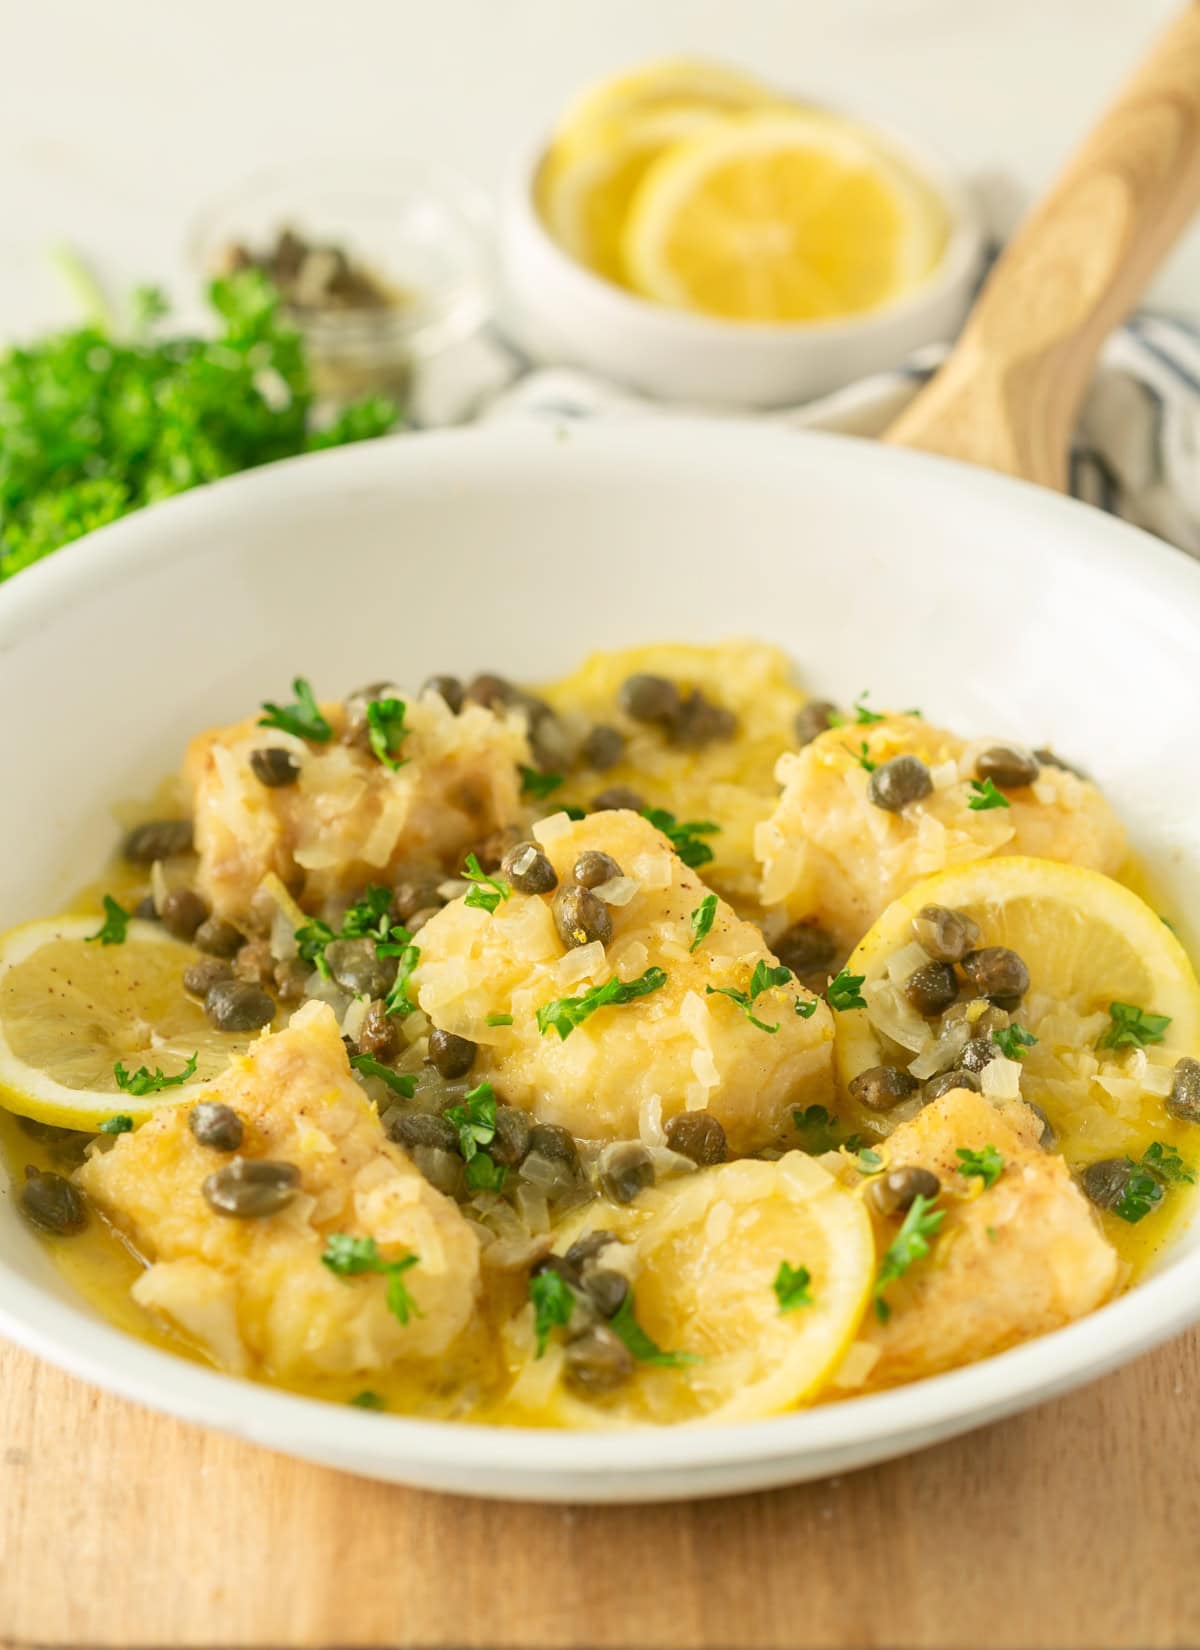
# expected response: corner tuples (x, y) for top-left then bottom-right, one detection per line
(258, 675), (332, 743)
(706, 959), (796, 1033)
(113, 1051), (198, 1095)
(530, 1268), (576, 1356)
(1113, 1165), (1165, 1224)
(874, 1193), (945, 1322)
(349, 1055), (417, 1099)
(773, 1261), (814, 1313)
(827, 969), (867, 1012)
(641, 807), (720, 870)
(462, 853), (511, 914)
(993, 1024), (1038, 1060)
(520, 766), (564, 801)
(537, 966), (668, 1041)
(609, 1290), (700, 1367)
(845, 740), (876, 773)
(1098, 1002), (1172, 1051)
(383, 944), (421, 1018)
(296, 885), (410, 980)
(688, 893), (718, 952)
(99, 1114), (134, 1135)
(350, 1390), (385, 1410)
(321, 1233), (421, 1324)
(857, 1147), (884, 1173)
(87, 895), (131, 946)
(956, 1144), (1005, 1188)
(967, 777), (1010, 811)
(365, 697), (409, 771)
(1141, 1141), (1196, 1185)
(465, 1153), (508, 1192)
(829, 693), (885, 728)
(444, 1081), (498, 1161)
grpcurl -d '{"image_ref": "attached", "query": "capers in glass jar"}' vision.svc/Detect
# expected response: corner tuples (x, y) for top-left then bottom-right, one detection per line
(903, 961), (959, 1018)
(563, 1325), (635, 1394)
(249, 747), (300, 788)
(553, 884), (612, 950)
(183, 956), (234, 998)
(591, 786), (646, 813)
(428, 1028), (477, 1080)
(490, 1105), (532, 1167)
(664, 1111), (727, 1166)
(421, 674), (464, 714)
(1167, 1057), (1200, 1124)
(188, 1102), (244, 1152)
(911, 904), (981, 964)
(387, 1112), (459, 1154)
(202, 1156), (300, 1218)
(580, 724), (625, 771)
(194, 916), (243, 958)
(867, 755), (933, 812)
(1081, 1157), (1135, 1211)
(160, 887), (209, 941)
(324, 937), (397, 1000)
(572, 850), (623, 890)
(924, 1068), (981, 1100)
(976, 745), (1040, 789)
(205, 979), (275, 1033)
(794, 700), (837, 747)
(848, 1065), (919, 1111)
(599, 1141), (655, 1204)
(618, 673), (680, 726)
(501, 840), (558, 895)
(961, 946), (1030, 1009)
(867, 1166), (941, 1218)
(122, 819), (193, 864)
(20, 1167), (87, 1235)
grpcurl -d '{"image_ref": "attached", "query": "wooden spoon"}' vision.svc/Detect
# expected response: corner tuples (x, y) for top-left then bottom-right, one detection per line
(886, 2), (1200, 489)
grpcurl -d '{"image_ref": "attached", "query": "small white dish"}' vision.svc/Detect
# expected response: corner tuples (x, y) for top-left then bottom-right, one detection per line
(498, 118), (983, 408)
(0, 420), (1197, 1501)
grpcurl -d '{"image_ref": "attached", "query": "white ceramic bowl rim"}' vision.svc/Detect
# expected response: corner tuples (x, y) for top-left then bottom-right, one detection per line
(1, 422), (1198, 1495)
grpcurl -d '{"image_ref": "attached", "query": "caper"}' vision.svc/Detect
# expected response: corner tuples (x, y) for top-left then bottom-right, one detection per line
(325, 937), (397, 1000)
(1034, 747), (1088, 779)
(671, 690), (737, 747)
(1167, 1056), (1200, 1124)
(527, 1123), (579, 1172)
(473, 824), (523, 872)
(959, 1037), (999, 1073)
(122, 819), (193, 864)
(188, 1102), (244, 1152)
(16, 1116), (93, 1167)
(249, 747), (300, 787)
(202, 1157), (300, 1218)
(961, 946), (1030, 1009)
(772, 920), (837, 983)
(911, 904), (981, 963)
(553, 884), (612, 950)
(133, 895), (158, 920)
(160, 887), (209, 941)
(976, 745), (1040, 789)
(924, 1068), (981, 1100)
(387, 1112), (459, 1154)
(205, 979), (275, 1033)
(194, 916), (243, 958)
(501, 840), (558, 895)
(903, 960), (959, 1017)
(618, 673), (680, 726)
(794, 700), (837, 747)
(580, 724), (625, 771)
(664, 1111), (727, 1166)
(406, 905), (441, 935)
(428, 1028), (476, 1080)
(20, 1167), (87, 1235)
(182, 957), (234, 998)
(1024, 1101), (1056, 1149)
(357, 1000), (398, 1060)
(564, 1230), (617, 1271)
(421, 674), (464, 714)
(591, 786), (646, 813)
(867, 755), (933, 812)
(391, 865), (444, 922)
(563, 1325), (635, 1394)
(1081, 1157), (1136, 1211)
(273, 957), (310, 1003)
(527, 704), (571, 773)
(530, 1253), (582, 1289)
(599, 1141), (655, 1204)
(572, 850), (622, 889)
(584, 1268), (630, 1319)
(463, 672), (518, 711)
(848, 1065), (919, 1111)
(232, 939), (275, 986)
(867, 1166), (941, 1218)
(490, 1105), (532, 1167)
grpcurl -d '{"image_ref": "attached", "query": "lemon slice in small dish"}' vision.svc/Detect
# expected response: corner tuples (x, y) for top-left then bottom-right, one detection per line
(0, 917), (267, 1127)
(549, 57), (777, 158)
(622, 110), (949, 322)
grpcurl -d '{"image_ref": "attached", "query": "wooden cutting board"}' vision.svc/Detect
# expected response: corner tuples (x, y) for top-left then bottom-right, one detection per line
(3, 1328), (1199, 1650)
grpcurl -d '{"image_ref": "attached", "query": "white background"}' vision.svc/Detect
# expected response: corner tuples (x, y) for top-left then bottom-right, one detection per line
(1, 0), (1196, 331)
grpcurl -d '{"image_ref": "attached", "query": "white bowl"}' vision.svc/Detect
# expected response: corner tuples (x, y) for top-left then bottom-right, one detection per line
(498, 123), (983, 407)
(1, 421), (1198, 1502)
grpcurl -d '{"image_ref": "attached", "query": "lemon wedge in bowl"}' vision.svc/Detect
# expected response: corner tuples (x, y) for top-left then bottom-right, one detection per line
(621, 110), (949, 322)
(548, 57), (777, 159)
(0, 917), (268, 1127)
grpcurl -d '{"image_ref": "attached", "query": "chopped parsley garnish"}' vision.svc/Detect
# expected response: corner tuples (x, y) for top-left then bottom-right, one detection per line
(956, 1144), (1005, 1188)
(1112, 1166), (1165, 1224)
(113, 1051), (198, 1095)
(706, 959), (795, 1034)
(609, 1290), (700, 1367)
(350, 1390), (385, 1410)
(321, 1233), (421, 1324)
(99, 1114), (134, 1135)
(562, 805), (587, 821)
(296, 885), (410, 980)
(641, 807), (720, 870)
(792, 1104), (863, 1156)
(465, 1153), (508, 1193)
(793, 996), (819, 1019)
(993, 1023), (1038, 1060)
(486, 1013), (514, 1027)
(857, 1147), (884, 1173)
(87, 895), (130, 946)
(845, 740), (876, 773)
(341, 885), (395, 942)
(349, 1055), (417, 1099)
(462, 853), (511, 913)
(444, 1081), (497, 1161)
(1098, 1002), (1172, 1051)
(383, 945), (421, 1018)
(829, 693), (886, 727)
(258, 676), (332, 743)
(520, 766), (564, 801)
(1141, 1141), (1196, 1185)
(537, 966), (667, 1041)
(827, 969), (867, 1012)
(688, 893), (718, 952)
(967, 777), (1011, 811)
(773, 1261), (814, 1313)
(874, 1193), (945, 1322)
(365, 697), (409, 770)
(530, 1268), (575, 1356)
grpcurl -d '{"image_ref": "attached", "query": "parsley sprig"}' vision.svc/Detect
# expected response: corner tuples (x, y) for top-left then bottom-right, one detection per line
(967, 777), (1010, 811)
(322, 1234), (421, 1324)
(773, 1261), (814, 1313)
(520, 766), (564, 801)
(383, 944), (422, 1018)
(706, 959), (802, 1034)
(349, 1054), (417, 1099)
(462, 853), (511, 914)
(87, 895), (131, 946)
(258, 676), (332, 743)
(1112, 1165), (1165, 1224)
(530, 1269), (575, 1357)
(874, 1193), (945, 1322)
(688, 893), (718, 953)
(365, 697), (409, 770)
(296, 885), (413, 983)
(537, 966), (668, 1041)
(99, 1114), (134, 1135)
(609, 1291), (700, 1367)
(829, 693), (885, 727)
(993, 1024), (1038, 1060)
(444, 1081), (508, 1190)
(1142, 1141), (1196, 1185)
(1098, 1002), (1172, 1051)
(845, 740), (876, 773)
(113, 1051), (198, 1095)
(641, 807), (720, 870)
(956, 1144), (1005, 1188)
(827, 969), (867, 1012)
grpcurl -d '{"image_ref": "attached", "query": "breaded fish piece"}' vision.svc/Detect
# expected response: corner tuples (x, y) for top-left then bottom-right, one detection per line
(78, 1002), (480, 1378)
(756, 715), (1125, 948)
(414, 810), (834, 1154)
(185, 689), (529, 926)
(862, 1087), (1118, 1385)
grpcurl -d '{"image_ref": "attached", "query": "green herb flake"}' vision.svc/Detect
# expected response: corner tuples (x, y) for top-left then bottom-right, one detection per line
(986, 1225), (999, 1243)
(773, 1261), (814, 1314)
(113, 1051), (198, 1096)
(537, 966), (668, 1041)
(87, 895), (131, 947)
(956, 1144), (1005, 1189)
(993, 1024), (1038, 1060)
(462, 853), (511, 914)
(845, 739), (876, 773)
(350, 1390), (385, 1410)
(99, 1114), (134, 1135)
(444, 1081), (498, 1162)
(340, 885), (395, 942)
(520, 766), (564, 801)
(349, 1055), (418, 1099)
(874, 1193), (945, 1322)
(1113, 1166), (1165, 1224)
(1098, 1002), (1172, 1051)
(321, 1233), (421, 1324)
(827, 969), (867, 1012)
(793, 1105), (839, 1154)
(258, 676), (333, 743)
(486, 1013), (514, 1027)
(641, 807), (721, 870)
(857, 1148), (884, 1173)
(529, 1268), (576, 1357)
(706, 959), (796, 1034)
(1141, 1141), (1196, 1185)
(365, 697), (409, 771)
(609, 1290), (700, 1367)
(464, 1153), (508, 1193)
(967, 777), (1011, 812)
(688, 893), (718, 953)
(383, 945), (422, 1018)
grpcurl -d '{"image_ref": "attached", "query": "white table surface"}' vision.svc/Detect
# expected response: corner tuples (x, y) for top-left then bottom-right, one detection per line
(3, 0), (1197, 335)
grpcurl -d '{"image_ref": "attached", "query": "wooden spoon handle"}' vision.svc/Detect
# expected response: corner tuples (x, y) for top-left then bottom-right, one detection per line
(886, 2), (1200, 488)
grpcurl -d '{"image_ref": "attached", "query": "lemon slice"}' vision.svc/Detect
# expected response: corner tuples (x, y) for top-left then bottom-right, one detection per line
(621, 111), (948, 322)
(835, 857), (1200, 1156)
(0, 917), (269, 1127)
(550, 58), (776, 159)
(507, 1153), (873, 1427)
